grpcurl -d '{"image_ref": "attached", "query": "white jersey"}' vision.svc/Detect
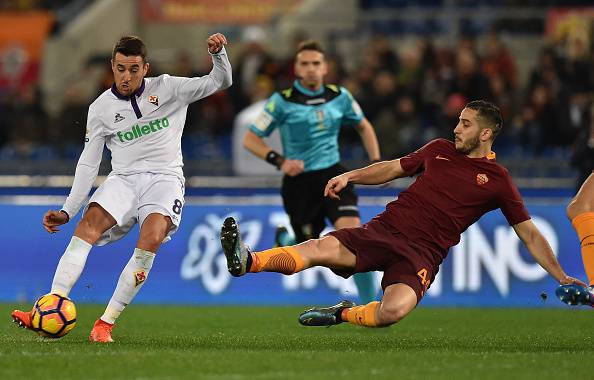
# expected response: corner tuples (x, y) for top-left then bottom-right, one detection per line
(62, 48), (232, 218)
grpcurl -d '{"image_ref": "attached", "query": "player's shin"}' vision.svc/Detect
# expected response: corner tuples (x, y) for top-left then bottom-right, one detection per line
(100, 248), (155, 324)
(50, 236), (92, 296)
(572, 212), (594, 285)
(341, 301), (380, 327)
(250, 246), (304, 274)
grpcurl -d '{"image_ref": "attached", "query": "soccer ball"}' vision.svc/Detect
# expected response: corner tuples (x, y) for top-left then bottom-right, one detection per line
(30, 293), (77, 338)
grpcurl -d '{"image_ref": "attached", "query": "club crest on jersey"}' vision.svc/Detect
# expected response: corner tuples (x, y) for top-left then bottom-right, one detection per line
(134, 270), (147, 287)
(114, 113), (125, 123)
(148, 95), (159, 106)
(316, 109), (325, 129)
(476, 173), (489, 185)
(316, 109), (324, 121)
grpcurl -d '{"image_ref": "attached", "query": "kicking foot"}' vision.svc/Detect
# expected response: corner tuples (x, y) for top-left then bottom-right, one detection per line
(220, 217), (250, 277)
(11, 309), (33, 330)
(89, 319), (115, 343)
(298, 300), (356, 326)
(555, 284), (594, 307)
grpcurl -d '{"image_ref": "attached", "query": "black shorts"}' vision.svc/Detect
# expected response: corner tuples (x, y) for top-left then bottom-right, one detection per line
(328, 218), (443, 303)
(281, 163), (359, 242)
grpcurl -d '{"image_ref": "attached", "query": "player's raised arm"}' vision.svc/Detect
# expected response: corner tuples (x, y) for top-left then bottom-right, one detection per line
(512, 219), (587, 286)
(325, 159), (407, 199)
(169, 33), (232, 104)
(207, 32), (227, 54)
(204, 33), (232, 91)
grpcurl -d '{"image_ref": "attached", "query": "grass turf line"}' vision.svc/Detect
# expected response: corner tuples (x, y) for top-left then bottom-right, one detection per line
(0, 304), (592, 380)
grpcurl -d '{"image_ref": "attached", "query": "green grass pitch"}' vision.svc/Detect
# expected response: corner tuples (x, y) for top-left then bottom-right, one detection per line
(0, 304), (591, 379)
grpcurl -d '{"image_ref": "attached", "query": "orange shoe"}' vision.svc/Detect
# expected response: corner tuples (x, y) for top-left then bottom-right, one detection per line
(11, 309), (33, 330)
(88, 319), (115, 343)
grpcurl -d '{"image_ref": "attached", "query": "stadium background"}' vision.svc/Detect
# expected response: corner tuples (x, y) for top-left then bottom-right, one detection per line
(1, 0), (593, 308)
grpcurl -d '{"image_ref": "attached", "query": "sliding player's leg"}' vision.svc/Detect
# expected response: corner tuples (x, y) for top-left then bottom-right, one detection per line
(298, 218), (430, 327)
(333, 216), (377, 304)
(220, 216), (355, 277)
(298, 283), (417, 327)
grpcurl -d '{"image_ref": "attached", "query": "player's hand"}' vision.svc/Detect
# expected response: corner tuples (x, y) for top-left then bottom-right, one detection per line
(558, 274), (588, 287)
(324, 174), (349, 200)
(281, 159), (304, 177)
(43, 210), (69, 234)
(207, 33), (227, 54)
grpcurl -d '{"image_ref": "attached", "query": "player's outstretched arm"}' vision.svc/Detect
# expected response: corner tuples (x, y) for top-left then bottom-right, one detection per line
(513, 219), (587, 286)
(324, 159), (407, 199)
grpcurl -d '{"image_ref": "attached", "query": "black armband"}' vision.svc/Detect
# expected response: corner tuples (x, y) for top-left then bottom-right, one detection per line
(265, 150), (285, 169)
(59, 210), (70, 222)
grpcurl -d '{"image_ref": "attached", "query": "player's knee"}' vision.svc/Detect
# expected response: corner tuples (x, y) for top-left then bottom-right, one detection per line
(567, 198), (590, 220)
(313, 236), (340, 261)
(137, 232), (164, 252)
(299, 238), (324, 261)
(74, 219), (103, 244)
(297, 236), (336, 266)
(377, 302), (410, 326)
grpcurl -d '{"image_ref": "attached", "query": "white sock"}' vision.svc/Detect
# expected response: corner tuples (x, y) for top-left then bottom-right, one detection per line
(50, 236), (92, 297)
(100, 248), (155, 324)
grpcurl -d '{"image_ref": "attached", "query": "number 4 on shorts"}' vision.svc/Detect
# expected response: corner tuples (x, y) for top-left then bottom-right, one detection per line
(417, 268), (430, 289)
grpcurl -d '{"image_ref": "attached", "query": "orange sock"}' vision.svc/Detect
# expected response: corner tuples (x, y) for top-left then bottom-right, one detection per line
(341, 301), (380, 327)
(572, 212), (594, 286)
(250, 246), (304, 275)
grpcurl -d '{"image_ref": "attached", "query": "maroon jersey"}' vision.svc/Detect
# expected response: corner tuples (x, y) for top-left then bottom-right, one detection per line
(377, 138), (530, 268)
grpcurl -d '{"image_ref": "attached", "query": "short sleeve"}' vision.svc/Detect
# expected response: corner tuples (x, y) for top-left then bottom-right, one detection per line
(248, 93), (284, 137)
(399, 139), (442, 176)
(340, 87), (364, 126)
(497, 171), (531, 226)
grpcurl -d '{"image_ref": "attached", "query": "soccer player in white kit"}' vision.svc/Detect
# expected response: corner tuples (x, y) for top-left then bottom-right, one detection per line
(11, 33), (232, 342)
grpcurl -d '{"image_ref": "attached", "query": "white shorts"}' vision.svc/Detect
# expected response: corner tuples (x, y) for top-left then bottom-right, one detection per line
(87, 172), (185, 246)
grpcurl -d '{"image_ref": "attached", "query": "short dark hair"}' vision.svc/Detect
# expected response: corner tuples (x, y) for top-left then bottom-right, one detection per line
(295, 39), (325, 57)
(112, 36), (147, 62)
(465, 100), (503, 139)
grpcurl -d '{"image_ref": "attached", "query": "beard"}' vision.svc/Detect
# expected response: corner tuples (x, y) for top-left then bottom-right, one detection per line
(456, 135), (480, 154)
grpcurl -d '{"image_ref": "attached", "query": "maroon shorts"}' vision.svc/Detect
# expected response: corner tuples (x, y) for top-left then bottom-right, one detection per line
(328, 218), (440, 303)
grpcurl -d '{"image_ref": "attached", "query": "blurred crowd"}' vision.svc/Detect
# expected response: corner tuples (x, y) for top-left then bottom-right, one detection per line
(1, 15), (594, 178)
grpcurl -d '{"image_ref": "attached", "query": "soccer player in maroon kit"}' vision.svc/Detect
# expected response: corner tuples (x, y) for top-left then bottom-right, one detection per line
(221, 100), (587, 327)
